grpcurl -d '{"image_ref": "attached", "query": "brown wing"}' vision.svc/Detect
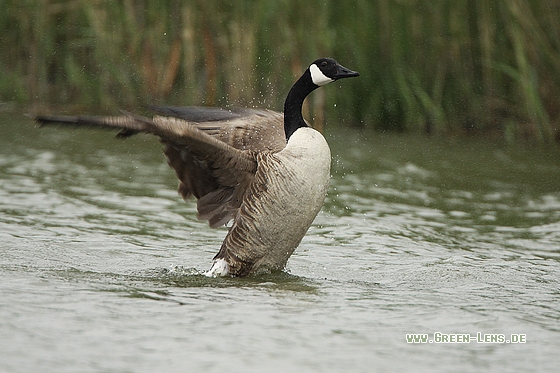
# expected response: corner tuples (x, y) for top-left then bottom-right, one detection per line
(150, 107), (288, 227)
(150, 116), (262, 227)
(35, 111), (262, 228)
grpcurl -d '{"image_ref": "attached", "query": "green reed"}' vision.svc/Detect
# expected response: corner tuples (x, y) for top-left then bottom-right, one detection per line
(1, 0), (559, 142)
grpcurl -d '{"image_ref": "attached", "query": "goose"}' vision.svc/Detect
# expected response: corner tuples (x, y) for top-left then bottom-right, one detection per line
(35, 57), (359, 277)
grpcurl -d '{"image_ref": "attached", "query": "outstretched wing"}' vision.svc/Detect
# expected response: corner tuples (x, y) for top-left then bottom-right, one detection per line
(35, 111), (260, 228)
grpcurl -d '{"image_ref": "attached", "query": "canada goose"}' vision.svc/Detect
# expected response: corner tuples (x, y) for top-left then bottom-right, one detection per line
(35, 57), (359, 277)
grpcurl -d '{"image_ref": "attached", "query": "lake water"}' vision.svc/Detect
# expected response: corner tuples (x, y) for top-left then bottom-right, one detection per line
(1, 111), (559, 372)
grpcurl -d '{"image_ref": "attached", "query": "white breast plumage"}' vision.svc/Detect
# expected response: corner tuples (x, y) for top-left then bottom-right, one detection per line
(280, 127), (331, 184)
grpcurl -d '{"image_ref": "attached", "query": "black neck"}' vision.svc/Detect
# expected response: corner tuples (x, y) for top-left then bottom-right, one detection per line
(283, 69), (319, 140)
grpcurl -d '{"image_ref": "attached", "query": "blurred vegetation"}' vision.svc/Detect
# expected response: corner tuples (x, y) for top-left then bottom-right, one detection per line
(1, 0), (560, 142)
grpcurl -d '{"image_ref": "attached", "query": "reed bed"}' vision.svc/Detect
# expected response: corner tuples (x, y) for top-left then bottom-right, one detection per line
(1, 0), (559, 142)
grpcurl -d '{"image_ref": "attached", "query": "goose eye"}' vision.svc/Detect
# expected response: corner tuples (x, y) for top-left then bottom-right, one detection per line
(321, 61), (327, 67)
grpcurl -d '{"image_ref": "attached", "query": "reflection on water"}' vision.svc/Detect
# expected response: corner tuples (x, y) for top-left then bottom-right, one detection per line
(1, 112), (559, 372)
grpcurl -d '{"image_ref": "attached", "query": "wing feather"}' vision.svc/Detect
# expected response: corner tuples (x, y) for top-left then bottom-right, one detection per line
(149, 106), (287, 153)
(35, 112), (260, 228)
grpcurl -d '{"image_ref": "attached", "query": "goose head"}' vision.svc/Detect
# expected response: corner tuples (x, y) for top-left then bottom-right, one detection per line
(309, 57), (360, 86)
(284, 58), (359, 139)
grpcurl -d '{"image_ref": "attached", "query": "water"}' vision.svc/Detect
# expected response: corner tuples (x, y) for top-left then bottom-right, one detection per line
(1, 111), (559, 372)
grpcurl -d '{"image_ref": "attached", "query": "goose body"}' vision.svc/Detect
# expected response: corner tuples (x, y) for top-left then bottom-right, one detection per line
(35, 58), (359, 276)
(209, 127), (332, 276)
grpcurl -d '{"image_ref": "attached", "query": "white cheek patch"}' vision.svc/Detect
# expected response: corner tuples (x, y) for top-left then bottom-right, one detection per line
(310, 64), (334, 86)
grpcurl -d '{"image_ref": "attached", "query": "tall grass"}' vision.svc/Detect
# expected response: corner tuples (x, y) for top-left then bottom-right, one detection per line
(1, 0), (559, 142)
